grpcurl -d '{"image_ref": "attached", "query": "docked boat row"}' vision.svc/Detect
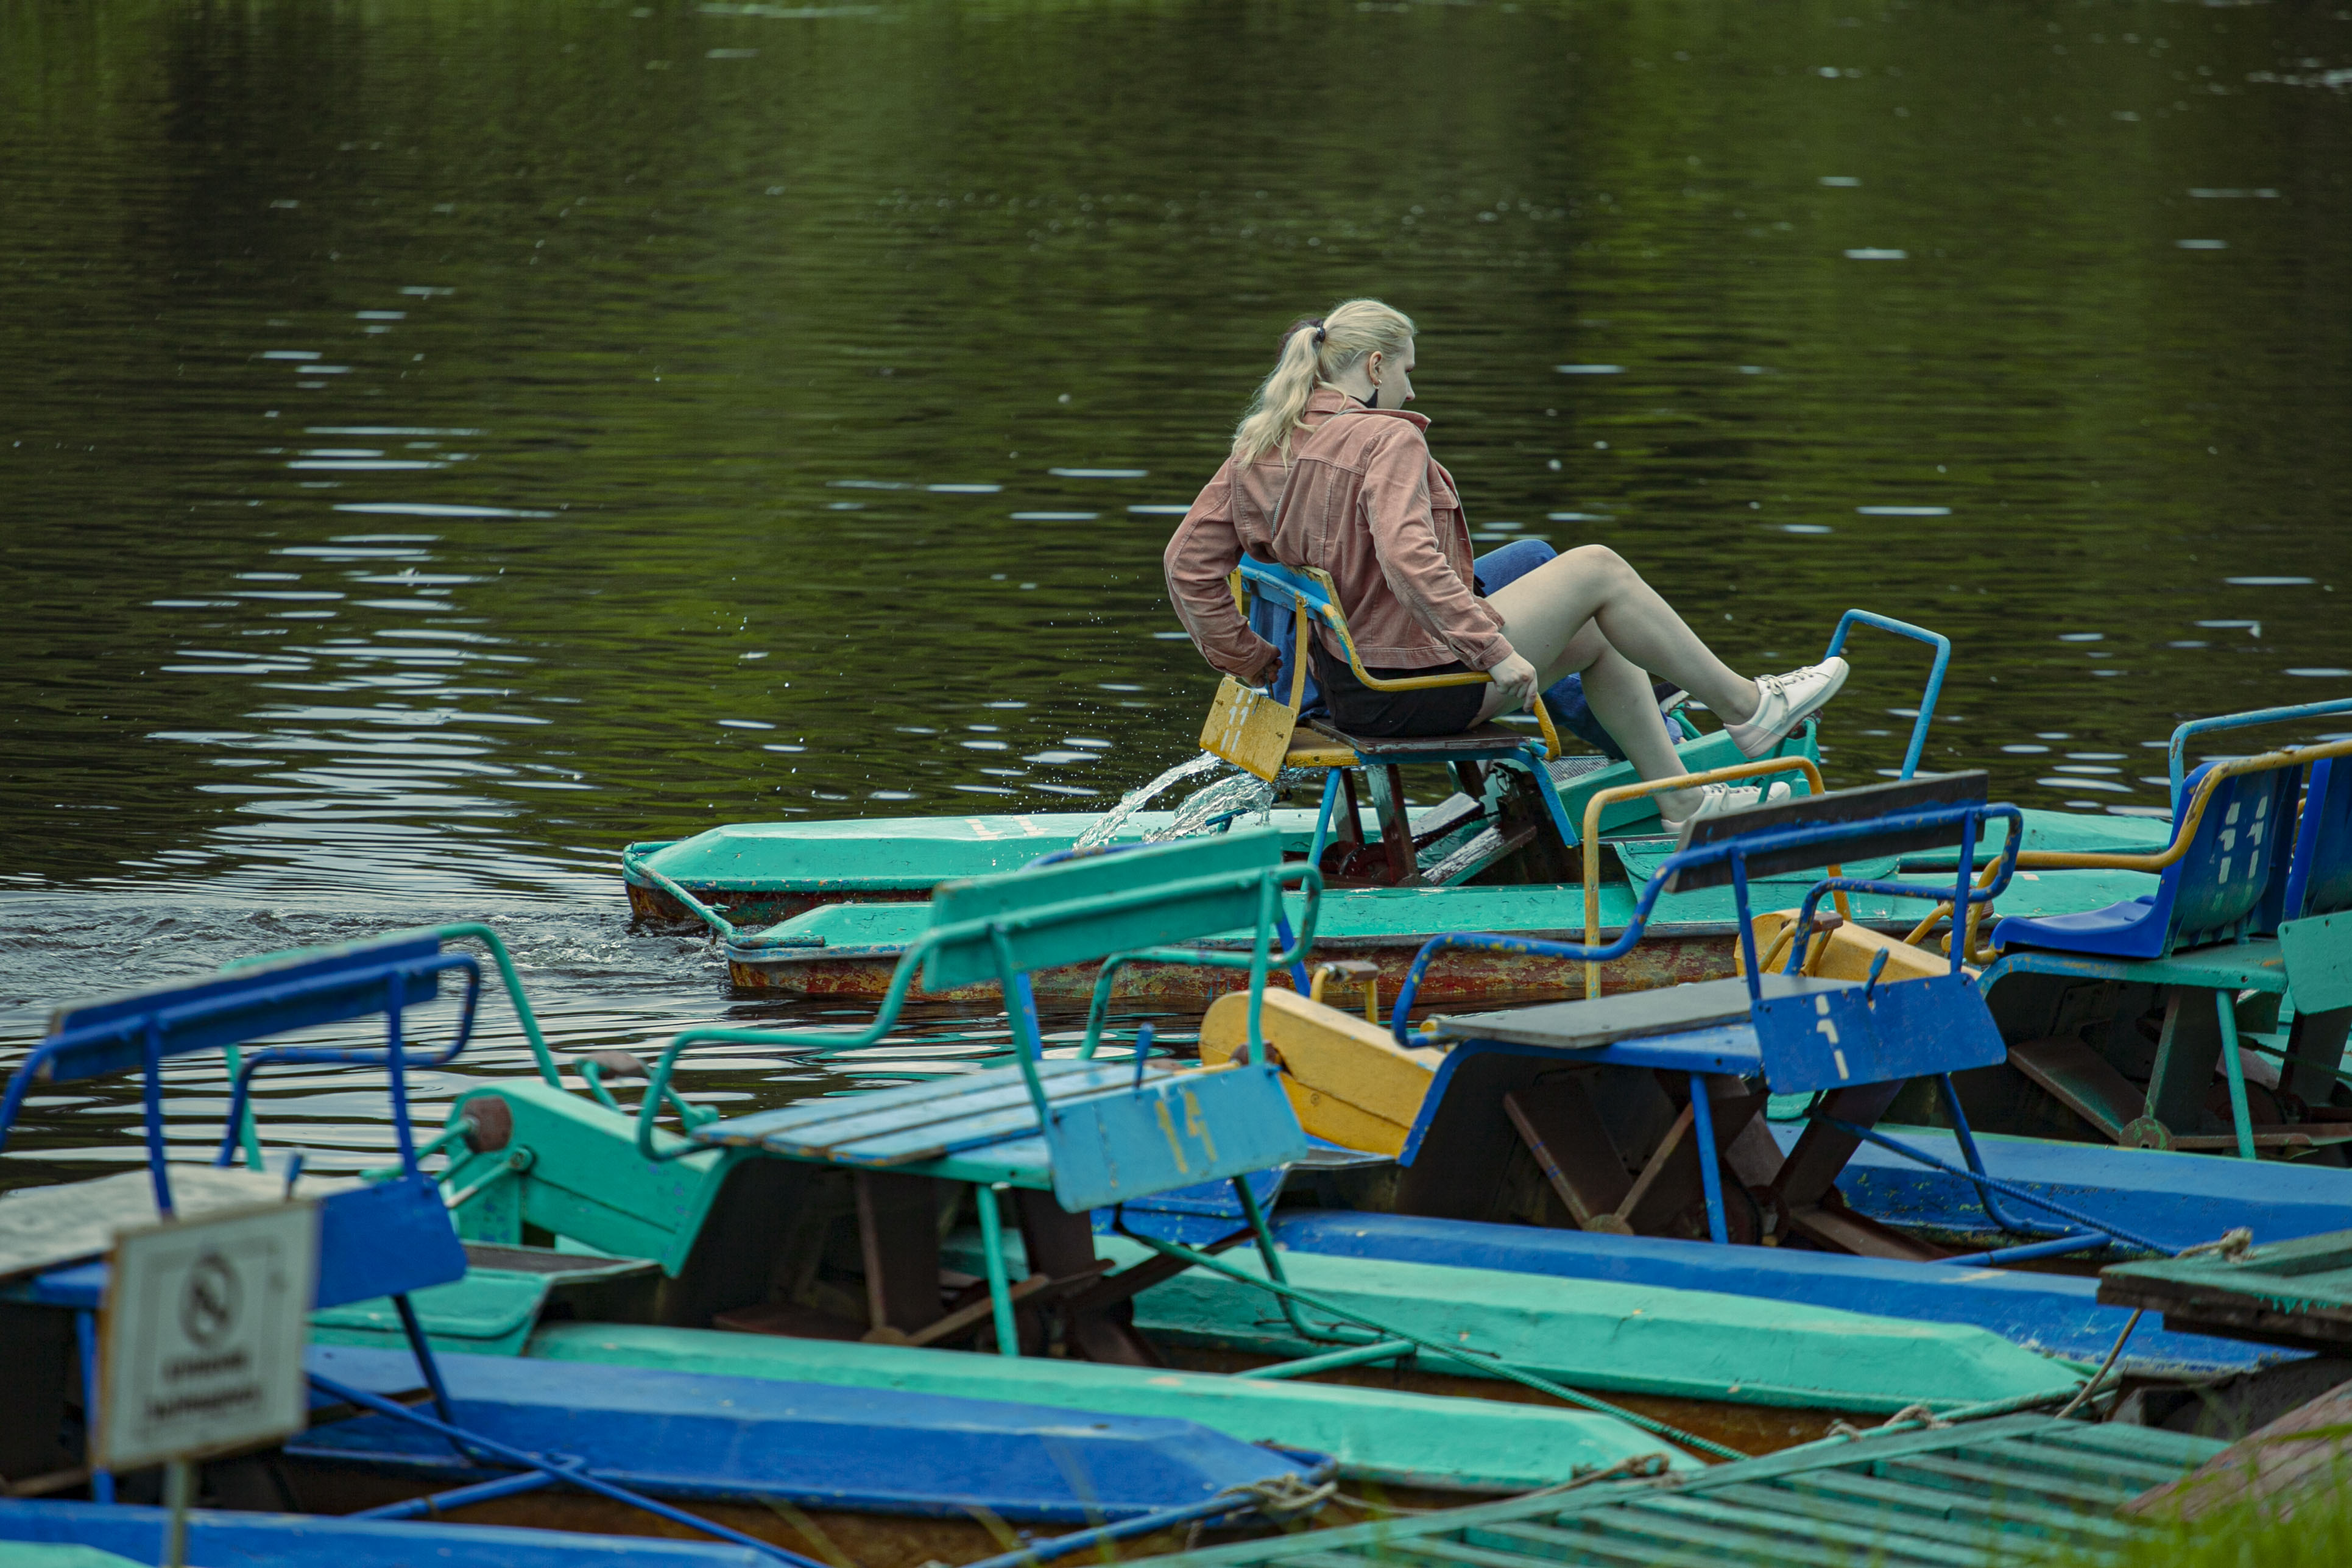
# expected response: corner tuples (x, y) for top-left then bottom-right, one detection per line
(8, 673), (2352, 1564)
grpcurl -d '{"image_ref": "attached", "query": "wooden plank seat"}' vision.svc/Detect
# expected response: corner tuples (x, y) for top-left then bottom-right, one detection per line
(1387, 774), (2018, 1260)
(637, 829), (1319, 1365)
(1977, 727), (2352, 1159)
(1425, 973), (1849, 1059)
(693, 1058), (1273, 1196)
(1304, 718), (1551, 761)
(0, 1167), (298, 1288)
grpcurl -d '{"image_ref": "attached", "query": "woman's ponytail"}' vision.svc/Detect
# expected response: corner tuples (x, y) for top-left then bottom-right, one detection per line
(1231, 298), (1416, 466)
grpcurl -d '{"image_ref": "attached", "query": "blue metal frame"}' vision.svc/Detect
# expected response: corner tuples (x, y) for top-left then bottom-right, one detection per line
(1, 934), (817, 1564)
(2165, 697), (2352, 809)
(1234, 556), (1584, 854)
(0, 943), (479, 1215)
(1821, 609), (1951, 781)
(1386, 800), (2025, 1047)
(1386, 797), (2047, 1248)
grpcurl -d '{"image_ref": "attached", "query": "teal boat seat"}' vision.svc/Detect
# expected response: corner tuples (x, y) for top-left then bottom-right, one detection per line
(634, 828), (1321, 1364)
(1989, 762), (2297, 960)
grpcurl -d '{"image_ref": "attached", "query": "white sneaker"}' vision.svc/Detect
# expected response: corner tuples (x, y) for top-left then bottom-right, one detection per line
(1726, 658), (1849, 759)
(1660, 779), (1792, 835)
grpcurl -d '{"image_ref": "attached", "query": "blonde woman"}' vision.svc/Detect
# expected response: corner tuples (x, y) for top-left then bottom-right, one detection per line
(1164, 298), (1847, 828)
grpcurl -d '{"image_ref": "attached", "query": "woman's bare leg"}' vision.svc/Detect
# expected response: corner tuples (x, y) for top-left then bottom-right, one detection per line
(1475, 546), (1759, 814)
(1480, 545), (1759, 720)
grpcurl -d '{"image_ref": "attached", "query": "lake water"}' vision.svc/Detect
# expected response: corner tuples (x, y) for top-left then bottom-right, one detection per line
(3, 0), (2347, 1189)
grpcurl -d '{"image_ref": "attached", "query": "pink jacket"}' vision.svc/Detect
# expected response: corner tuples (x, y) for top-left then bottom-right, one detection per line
(1162, 389), (1511, 687)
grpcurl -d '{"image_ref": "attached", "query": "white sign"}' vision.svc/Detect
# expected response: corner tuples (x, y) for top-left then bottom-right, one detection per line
(96, 1200), (318, 1472)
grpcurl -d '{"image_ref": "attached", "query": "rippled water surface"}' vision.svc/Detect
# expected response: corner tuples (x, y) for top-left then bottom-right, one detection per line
(3, 0), (2348, 1189)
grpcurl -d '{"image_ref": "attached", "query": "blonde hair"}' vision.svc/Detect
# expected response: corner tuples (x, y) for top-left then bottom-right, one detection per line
(1231, 298), (1417, 465)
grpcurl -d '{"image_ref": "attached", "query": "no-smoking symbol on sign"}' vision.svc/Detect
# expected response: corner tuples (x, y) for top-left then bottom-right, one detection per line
(179, 1251), (241, 1349)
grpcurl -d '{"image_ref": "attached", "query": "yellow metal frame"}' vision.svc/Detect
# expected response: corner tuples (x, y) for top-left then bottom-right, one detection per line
(1309, 959), (1383, 1024)
(1216, 565), (1567, 769)
(1872, 735), (2352, 967)
(2010, 736), (2352, 873)
(1577, 757), (1837, 999)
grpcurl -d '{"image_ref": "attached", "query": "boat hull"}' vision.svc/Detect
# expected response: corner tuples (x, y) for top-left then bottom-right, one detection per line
(0, 1500), (769, 1568)
(298, 1343), (1321, 1523)
(646, 807), (2167, 1003)
(728, 923), (1733, 1003)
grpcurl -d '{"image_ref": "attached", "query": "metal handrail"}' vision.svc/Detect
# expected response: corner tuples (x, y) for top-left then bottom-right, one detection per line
(634, 860), (1324, 1162)
(2164, 697), (2352, 808)
(2013, 736), (2352, 874)
(1823, 609), (1951, 780)
(1577, 755), (1840, 999)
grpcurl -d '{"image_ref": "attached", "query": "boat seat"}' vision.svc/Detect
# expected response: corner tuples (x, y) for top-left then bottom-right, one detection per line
(1979, 749), (2352, 1156)
(640, 828), (1318, 1363)
(1304, 718), (1551, 761)
(1202, 557), (1581, 889)
(0, 933), (479, 1310)
(0, 932), (504, 1506)
(0, 1167), (300, 1290)
(1425, 973), (1846, 1061)
(2282, 756), (2352, 924)
(1387, 776), (2016, 1259)
(693, 1056), (1297, 1206)
(1990, 762), (2296, 962)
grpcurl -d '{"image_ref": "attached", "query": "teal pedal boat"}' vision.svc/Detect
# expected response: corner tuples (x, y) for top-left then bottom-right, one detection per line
(625, 729), (2166, 1006)
(623, 611), (2171, 1005)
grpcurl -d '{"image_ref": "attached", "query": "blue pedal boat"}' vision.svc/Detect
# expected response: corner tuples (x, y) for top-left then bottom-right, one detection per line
(0, 931), (1331, 1561)
(1232, 771), (2352, 1379)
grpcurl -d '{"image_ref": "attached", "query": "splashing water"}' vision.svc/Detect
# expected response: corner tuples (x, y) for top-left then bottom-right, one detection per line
(1072, 750), (1226, 849)
(1145, 769), (1276, 841)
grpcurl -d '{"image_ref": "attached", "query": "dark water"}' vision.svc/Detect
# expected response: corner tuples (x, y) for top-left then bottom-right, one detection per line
(3, 0), (2348, 1188)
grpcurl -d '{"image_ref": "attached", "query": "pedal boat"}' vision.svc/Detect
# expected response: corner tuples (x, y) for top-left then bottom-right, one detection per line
(625, 607), (2176, 1005)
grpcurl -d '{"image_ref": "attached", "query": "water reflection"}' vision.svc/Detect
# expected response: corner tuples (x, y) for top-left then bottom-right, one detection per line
(2, 0), (2348, 1181)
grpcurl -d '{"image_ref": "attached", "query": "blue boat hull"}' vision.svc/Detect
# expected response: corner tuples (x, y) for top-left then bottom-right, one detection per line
(1266, 1210), (2269, 1376)
(300, 1344), (1319, 1523)
(0, 1499), (768, 1568)
(1790, 1122), (2352, 1252)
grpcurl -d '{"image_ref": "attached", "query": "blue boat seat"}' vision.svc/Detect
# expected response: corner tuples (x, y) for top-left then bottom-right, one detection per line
(1977, 749), (2352, 1159)
(1, 934), (480, 1307)
(1220, 557), (1586, 889)
(1990, 763), (2297, 961)
(0, 933), (494, 1505)
(1383, 774), (2019, 1260)
(2283, 756), (2352, 922)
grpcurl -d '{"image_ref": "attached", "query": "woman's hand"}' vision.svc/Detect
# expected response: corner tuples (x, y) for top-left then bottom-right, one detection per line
(1488, 652), (1541, 712)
